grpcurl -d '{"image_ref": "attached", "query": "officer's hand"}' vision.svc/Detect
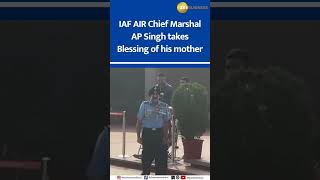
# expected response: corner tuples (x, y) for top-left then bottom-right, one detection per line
(137, 137), (143, 144)
(162, 138), (167, 145)
(166, 138), (171, 146)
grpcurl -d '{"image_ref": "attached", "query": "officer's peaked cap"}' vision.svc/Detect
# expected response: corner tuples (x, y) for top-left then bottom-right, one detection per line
(148, 85), (161, 96)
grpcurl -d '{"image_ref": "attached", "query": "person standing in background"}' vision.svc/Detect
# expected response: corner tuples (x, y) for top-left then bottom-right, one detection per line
(224, 49), (252, 80)
(179, 76), (191, 86)
(86, 127), (108, 180)
(154, 73), (173, 106)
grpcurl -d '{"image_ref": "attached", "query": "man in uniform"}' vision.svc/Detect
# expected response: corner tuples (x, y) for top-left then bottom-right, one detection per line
(155, 73), (174, 106)
(136, 86), (170, 175)
(224, 48), (251, 80)
(134, 73), (174, 160)
(179, 76), (191, 85)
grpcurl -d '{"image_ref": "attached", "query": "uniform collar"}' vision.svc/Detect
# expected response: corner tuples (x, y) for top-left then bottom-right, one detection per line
(149, 100), (160, 105)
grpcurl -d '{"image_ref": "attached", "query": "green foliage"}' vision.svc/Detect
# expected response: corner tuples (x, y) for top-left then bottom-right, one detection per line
(171, 82), (209, 140)
(213, 67), (312, 162)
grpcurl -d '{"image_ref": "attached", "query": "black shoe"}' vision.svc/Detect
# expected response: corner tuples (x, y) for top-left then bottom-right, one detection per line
(133, 154), (142, 159)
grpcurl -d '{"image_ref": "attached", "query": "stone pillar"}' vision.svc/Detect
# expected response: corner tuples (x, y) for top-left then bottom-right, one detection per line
(144, 68), (159, 99)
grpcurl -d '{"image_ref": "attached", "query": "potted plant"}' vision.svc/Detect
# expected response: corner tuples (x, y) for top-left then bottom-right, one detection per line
(213, 67), (313, 179)
(171, 82), (209, 159)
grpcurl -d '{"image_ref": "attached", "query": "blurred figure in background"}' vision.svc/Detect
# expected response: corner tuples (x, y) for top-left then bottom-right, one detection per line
(87, 127), (108, 180)
(213, 49), (314, 180)
(155, 73), (173, 106)
(179, 77), (191, 85)
(225, 49), (251, 80)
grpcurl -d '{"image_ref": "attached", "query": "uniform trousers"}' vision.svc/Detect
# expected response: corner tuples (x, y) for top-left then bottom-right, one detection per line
(142, 128), (168, 175)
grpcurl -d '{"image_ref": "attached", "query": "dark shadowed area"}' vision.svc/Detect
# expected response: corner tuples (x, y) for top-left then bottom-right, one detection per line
(212, 21), (320, 180)
(0, 22), (108, 180)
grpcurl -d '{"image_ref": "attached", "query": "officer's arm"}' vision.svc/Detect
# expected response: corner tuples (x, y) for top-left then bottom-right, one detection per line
(168, 85), (174, 102)
(168, 121), (172, 138)
(163, 107), (171, 141)
(136, 102), (144, 139)
(163, 120), (170, 141)
(136, 119), (142, 139)
(167, 110), (172, 141)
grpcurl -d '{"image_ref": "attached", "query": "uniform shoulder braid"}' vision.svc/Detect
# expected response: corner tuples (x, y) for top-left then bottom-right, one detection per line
(142, 100), (150, 105)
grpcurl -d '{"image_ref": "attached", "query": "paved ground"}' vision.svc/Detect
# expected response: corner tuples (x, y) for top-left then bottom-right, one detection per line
(110, 125), (210, 175)
(110, 126), (210, 162)
(111, 165), (146, 175)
